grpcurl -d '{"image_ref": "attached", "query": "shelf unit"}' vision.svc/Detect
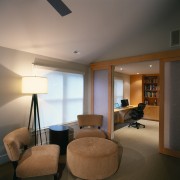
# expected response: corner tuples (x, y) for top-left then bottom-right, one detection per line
(143, 75), (159, 106)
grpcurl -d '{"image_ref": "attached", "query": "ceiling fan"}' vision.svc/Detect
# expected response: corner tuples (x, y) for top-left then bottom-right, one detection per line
(47, 0), (72, 16)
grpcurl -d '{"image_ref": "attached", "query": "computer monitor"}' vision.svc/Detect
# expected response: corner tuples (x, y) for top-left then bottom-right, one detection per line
(121, 99), (129, 107)
(114, 103), (121, 108)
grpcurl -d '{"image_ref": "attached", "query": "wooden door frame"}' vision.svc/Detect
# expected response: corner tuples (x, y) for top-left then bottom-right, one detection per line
(91, 49), (180, 157)
(159, 57), (180, 157)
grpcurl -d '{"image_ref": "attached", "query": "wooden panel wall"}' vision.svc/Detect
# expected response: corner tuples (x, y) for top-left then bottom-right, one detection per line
(130, 75), (143, 105)
(143, 105), (159, 121)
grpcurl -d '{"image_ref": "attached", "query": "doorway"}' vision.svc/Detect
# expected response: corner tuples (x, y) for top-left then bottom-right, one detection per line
(90, 49), (180, 157)
(113, 60), (160, 131)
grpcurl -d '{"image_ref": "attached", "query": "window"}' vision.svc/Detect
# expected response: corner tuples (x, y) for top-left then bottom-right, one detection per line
(38, 69), (84, 128)
(114, 79), (123, 105)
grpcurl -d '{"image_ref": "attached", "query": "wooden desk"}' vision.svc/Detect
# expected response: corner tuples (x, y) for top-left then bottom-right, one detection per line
(143, 105), (159, 121)
(114, 106), (137, 123)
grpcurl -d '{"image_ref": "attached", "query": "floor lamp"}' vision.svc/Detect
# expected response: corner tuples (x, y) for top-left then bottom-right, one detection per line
(22, 76), (48, 145)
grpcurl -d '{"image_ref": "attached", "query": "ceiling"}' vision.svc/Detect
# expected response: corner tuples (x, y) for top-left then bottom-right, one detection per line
(115, 60), (159, 75)
(0, 0), (179, 65)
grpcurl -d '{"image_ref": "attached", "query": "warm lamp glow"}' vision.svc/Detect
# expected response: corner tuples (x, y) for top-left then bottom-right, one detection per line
(22, 76), (48, 94)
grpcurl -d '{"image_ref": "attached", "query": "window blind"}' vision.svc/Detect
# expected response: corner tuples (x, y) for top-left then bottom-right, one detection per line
(36, 68), (84, 128)
(114, 79), (123, 105)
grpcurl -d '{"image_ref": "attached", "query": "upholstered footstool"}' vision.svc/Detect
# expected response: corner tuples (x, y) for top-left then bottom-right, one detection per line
(67, 137), (121, 179)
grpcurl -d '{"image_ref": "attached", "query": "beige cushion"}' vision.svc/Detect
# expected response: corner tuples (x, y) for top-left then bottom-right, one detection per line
(3, 127), (60, 179)
(75, 128), (106, 139)
(77, 114), (103, 127)
(3, 127), (31, 161)
(17, 144), (60, 178)
(76, 114), (106, 139)
(67, 137), (121, 179)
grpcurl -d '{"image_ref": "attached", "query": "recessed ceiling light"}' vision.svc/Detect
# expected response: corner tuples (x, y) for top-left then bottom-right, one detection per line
(137, 73), (139, 74)
(73, 50), (80, 54)
(149, 64), (152, 68)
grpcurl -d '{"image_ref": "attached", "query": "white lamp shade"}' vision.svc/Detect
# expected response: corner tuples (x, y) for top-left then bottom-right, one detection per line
(22, 76), (48, 94)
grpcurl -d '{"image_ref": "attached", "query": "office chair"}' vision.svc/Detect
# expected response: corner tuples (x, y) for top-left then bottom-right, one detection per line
(128, 103), (146, 129)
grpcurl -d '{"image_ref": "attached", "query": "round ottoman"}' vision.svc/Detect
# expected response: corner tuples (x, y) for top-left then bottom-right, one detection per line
(67, 137), (121, 179)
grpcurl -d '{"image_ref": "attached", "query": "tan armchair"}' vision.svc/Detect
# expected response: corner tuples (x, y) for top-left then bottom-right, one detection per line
(3, 127), (60, 180)
(75, 114), (106, 139)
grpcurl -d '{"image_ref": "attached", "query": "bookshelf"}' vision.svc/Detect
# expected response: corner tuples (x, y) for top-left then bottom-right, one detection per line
(143, 75), (159, 106)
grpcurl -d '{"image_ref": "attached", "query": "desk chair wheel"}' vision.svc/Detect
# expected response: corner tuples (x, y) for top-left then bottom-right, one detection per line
(128, 122), (145, 129)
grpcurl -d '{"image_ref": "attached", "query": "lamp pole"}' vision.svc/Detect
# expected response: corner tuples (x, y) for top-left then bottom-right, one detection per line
(22, 76), (48, 146)
(28, 94), (42, 145)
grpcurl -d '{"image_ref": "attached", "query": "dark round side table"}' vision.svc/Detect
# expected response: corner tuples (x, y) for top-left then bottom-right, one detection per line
(49, 125), (69, 155)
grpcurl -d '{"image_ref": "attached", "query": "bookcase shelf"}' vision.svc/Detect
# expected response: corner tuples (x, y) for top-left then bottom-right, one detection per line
(143, 75), (159, 105)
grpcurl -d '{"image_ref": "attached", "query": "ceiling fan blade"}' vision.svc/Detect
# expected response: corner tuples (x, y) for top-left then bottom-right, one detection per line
(47, 0), (72, 16)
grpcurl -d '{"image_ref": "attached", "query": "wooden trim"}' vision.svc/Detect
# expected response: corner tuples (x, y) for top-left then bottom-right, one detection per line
(161, 56), (180, 62)
(161, 148), (180, 158)
(90, 68), (94, 113)
(90, 64), (109, 70)
(159, 60), (165, 153)
(90, 49), (180, 68)
(107, 65), (113, 139)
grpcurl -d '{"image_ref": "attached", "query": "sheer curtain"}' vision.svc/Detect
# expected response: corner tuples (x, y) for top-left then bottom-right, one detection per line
(37, 69), (84, 128)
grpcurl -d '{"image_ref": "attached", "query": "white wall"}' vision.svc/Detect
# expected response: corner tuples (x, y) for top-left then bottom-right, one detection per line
(0, 46), (89, 164)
